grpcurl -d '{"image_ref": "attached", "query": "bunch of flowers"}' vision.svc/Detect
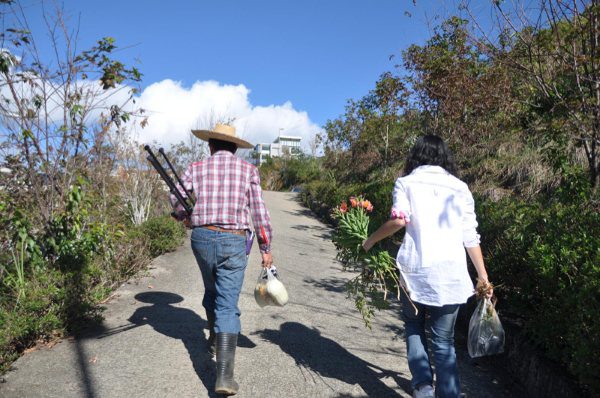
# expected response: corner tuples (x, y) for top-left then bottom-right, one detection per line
(332, 196), (372, 264)
(332, 196), (400, 327)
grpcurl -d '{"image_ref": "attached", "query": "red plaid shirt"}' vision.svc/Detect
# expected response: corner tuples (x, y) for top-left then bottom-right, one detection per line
(171, 150), (273, 253)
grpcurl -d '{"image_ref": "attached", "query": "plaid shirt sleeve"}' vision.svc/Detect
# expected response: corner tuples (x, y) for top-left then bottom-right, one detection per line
(248, 166), (273, 253)
(170, 164), (193, 214)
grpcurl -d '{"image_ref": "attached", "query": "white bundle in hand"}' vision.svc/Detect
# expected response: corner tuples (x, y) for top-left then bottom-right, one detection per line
(254, 268), (272, 307)
(266, 266), (288, 306)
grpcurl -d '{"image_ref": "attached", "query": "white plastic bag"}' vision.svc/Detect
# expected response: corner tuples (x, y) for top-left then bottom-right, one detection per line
(468, 297), (505, 358)
(266, 266), (288, 307)
(254, 268), (272, 307)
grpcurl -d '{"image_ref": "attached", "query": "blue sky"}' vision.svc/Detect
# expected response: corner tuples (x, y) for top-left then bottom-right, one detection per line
(13, 0), (480, 147)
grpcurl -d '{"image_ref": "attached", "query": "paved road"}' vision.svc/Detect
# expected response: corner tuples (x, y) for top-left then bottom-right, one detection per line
(0, 191), (523, 397)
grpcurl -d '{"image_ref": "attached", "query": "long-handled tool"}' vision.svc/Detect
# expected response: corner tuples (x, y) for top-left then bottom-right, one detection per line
(144, 145), (195, 218)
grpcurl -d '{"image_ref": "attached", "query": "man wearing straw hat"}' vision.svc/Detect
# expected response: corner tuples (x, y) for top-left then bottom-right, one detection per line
(172, 123), (273, 396)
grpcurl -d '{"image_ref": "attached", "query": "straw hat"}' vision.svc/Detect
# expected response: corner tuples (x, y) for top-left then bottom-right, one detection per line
(191, 124), (253, 149)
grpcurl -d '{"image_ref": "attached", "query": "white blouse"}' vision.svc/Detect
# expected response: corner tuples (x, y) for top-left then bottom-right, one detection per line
(392, 165), (480, 306)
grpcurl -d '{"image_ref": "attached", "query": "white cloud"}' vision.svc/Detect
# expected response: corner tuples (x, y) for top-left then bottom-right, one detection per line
(130, 79), (321, 150)
(0, 72), (131, 128)
(0, 75), (321, 154)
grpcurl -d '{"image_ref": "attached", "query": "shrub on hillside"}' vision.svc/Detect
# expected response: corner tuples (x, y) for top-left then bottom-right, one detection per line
(137, 215), (186, 258)
(0, 183), (182, 374)
(477, 180), (599, 393)
(0, 184), (109, 372)
(301, 178), (341, 216)
(360, 179), (395, 228)
(0, 268), (63, 372)
(280, 155), (321, 188)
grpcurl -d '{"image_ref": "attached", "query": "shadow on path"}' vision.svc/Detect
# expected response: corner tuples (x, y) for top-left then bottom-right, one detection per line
(126, 292), (218, 397)
(72, 338), (97, 398)
(303, 276), (348, 294)
(289, 223), (333, 240)
(84, 291), (256, 397)
(259, 322), (412, 397)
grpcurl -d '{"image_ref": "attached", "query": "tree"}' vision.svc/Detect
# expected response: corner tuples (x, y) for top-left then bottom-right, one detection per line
(463, 0), (600, 187)
(308, 132), (321, 157)
(361, 72), (408, 175)
(0, 2), (143, 222)
(403, 16), (516, 149)
(321, 72), (412, 182)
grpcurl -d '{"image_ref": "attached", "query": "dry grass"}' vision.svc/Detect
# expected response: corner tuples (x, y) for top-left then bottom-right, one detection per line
(467, 139), (560, 200)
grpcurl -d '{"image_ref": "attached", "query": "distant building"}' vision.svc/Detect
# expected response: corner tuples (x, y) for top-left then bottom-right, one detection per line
(252, 143), (274, 165)
(252, 135), (302, 165)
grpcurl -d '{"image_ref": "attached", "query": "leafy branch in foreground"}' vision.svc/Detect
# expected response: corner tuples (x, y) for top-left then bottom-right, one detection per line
(332, 196), (400, 327)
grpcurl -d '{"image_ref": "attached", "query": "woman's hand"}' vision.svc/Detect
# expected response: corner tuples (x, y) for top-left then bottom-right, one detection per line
(476, 278), (494, 299)
(362, 238), (374, 252)
(362, 218), (405, 253)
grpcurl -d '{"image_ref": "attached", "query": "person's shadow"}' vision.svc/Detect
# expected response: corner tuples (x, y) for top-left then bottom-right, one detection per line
(126, 292), (255, 397)
(259, 322), (412, 397)
(127, 292), (217, 396)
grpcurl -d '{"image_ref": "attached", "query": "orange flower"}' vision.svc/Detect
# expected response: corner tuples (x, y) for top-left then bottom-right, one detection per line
(362, 200), (374, 212)
(349, 197), (358, 208)
(339, 201), (348, 213)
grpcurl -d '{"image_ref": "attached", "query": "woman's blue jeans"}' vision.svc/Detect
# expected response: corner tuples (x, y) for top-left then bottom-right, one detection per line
(400, 292), (461, 398)
(190, 227), (248, 334)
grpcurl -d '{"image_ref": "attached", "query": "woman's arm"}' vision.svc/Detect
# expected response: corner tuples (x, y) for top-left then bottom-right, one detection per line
(466, 245), (493, 298)
(362, 218), (406, 252)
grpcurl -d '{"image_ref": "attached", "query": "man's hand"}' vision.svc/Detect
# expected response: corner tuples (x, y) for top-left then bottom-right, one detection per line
(261, 252), (273, 268)
(172, 211), (191, 228)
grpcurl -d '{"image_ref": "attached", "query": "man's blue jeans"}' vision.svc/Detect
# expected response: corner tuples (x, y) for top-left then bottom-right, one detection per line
(400, 292), (461, 398)
(191, 227), (248, 334)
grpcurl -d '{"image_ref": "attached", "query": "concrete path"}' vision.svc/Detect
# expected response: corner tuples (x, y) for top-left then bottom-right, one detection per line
(0, 191), (524, 398)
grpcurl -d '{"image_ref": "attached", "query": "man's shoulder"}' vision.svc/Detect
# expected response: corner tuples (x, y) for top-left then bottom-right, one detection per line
(229, 155), (257, 173)
(187, 159), (207, 171)
(239, 157), (257, 170)
(195, 153), (257, 173)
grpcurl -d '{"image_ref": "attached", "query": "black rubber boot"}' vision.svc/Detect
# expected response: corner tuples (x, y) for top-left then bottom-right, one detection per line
(215, 333), (239, 395)
(206, 311), (216, 356)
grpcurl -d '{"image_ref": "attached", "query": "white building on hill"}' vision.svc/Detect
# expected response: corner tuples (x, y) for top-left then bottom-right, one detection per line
(252, 135), (302, 165)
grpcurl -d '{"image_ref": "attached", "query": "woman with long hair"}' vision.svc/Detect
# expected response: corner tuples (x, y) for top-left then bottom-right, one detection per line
(362, 135), (493, 398)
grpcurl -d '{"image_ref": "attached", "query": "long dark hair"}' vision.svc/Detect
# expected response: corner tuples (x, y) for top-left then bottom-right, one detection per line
(404, 135), (458, 176)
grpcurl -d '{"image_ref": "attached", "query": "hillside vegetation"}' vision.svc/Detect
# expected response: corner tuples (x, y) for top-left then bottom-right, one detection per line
(261, 3), (600, 395)
(0, 4), (190, 373)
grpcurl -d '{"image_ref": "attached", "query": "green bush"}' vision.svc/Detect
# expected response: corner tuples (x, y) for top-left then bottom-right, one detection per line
(280, 155), (321, 188)
(360, 178), (395, 229)
(258, 156), (284, 191)
(0, 182), (187, 374)
(108, 226), (152, 283)
(0, 267), (63, 373)
(0, 210), (185, 374)
(301, 172), (396, 229)
(259, 155), (322, 191)
(477, 183), (600, 393)
(302, 179), (333, 204)
(138, 215), (186, 258)
(42, 184), (111, 326)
